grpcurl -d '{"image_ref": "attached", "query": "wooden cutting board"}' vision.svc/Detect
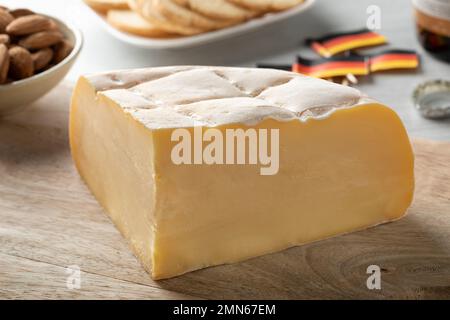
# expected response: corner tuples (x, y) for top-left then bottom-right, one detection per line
(0, 83), (449, 300)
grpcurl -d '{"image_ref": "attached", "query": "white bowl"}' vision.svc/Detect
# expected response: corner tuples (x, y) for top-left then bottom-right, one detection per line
(0, 14), (83, 117)
(87, 0), (316, 49)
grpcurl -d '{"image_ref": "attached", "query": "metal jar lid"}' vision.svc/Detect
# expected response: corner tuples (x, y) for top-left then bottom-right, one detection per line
(413, 79), (450, 119)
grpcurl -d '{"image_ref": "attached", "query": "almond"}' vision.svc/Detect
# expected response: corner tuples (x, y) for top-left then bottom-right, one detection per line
(6, 14), (54, 36)
(32, 47), (54, 71)
(0, 43), (10, 84)
(48, 19), (59, 31)
(53, 39), (73, 64)
(18, 30), (63, 50)
(8, 46), (34, 80)
(0, 34), (9, 45)
(9, 8), (35, 18)
(0, 9), (14, 33)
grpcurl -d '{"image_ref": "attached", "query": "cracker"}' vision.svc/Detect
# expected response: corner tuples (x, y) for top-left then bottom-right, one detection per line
(84, 0), (129, 13)
(153, 0), (237, 30)
(173, 0), (257, 21)
(227, 0), (304, 12)
(129, 0), (206, 35)
(107, 10), (177, 38)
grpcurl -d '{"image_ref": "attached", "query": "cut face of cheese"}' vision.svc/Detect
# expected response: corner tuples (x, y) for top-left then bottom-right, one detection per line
(70, 66), (415, 280)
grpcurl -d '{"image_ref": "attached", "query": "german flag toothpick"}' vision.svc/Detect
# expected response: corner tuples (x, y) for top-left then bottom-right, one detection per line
(256, 43), (420, 83)
(369, 50), (420, 72)
(307, 29), (387, 57)
(293, 55), (369, 78)
(256, 64), (292, 72)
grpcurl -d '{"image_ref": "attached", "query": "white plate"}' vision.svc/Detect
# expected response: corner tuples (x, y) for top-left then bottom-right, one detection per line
(87, 0), (316, 49)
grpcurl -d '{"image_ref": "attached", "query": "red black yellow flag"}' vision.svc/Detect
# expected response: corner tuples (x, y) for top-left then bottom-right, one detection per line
(293, 55), (369, 78)
(256, 64), (292, 72)
(257, 55), (369, 79)
(307, 29), (387, 57)
(369, 50), (420, 72)
(256, 50), (419, 79)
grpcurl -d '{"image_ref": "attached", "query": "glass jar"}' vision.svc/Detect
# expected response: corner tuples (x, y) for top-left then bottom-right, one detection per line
(413, 0), (450, 62)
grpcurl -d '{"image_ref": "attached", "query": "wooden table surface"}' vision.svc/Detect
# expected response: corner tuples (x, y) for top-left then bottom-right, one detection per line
(0, 84), (449, 300)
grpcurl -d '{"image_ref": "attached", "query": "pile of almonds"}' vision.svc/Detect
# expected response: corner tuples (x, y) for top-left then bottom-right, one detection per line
(0, 6), (73, 85)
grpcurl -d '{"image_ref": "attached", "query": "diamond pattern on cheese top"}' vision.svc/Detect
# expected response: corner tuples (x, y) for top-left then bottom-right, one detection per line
(89, 66), (363, 128)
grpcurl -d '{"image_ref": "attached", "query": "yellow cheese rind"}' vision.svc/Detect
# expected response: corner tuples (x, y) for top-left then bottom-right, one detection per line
(70, 77), (156, 273)
(70, 67), (414, 280)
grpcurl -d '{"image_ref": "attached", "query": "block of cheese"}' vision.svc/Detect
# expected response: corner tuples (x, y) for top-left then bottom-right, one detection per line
(70, 66), (415, 280)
